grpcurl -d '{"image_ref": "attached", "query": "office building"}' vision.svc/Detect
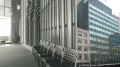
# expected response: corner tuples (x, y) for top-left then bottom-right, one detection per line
(77, 0), (119, 66)
(77, 28), (91, 64)
(109, 33), (120, 64)
(114, 16), (120, 33)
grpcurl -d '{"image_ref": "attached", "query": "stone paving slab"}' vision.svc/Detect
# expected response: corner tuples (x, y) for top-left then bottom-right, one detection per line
(0, 44), (38, 67)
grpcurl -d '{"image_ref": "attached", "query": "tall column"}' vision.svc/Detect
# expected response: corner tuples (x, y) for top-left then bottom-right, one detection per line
(33, 0), (40, 46)
(29, 0), (33, 46)
(64, 0), (67, 47)
(67, 0), (72, 48)
(56, 0), (59, 45)
(61, 0), (65, 46)
(20, 0), (24, 44)
(33, 0), (36, 46)
(74, 0), (78, 49)
(20, 0), (27, 44)
(11, 0), (20, 43)
(48, 0), (51, 43)
(51, 0), (55, 44)
(26, 0), (29, 45)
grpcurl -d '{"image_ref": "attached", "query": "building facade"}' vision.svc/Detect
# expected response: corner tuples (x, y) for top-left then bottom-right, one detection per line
(114, 16), (120, 34)
(17, 0), (120, 66)
(77, 0), (119, 66)
(77, 28), (91, 64)
(109, 33), (120, 64)
(24, 0), (91, 66)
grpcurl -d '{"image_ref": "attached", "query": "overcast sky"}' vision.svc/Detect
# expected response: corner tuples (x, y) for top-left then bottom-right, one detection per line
(99, 0), (120, 17)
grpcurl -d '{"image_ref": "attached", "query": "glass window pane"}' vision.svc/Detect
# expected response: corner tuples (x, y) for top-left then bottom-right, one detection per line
(78, 54), (82, 59)
(5, 0), (11, 7)
(84, 47), (88, 51)
(84, 32), (87, 37)
(0, 6), (4, 16)
(84, 54), (88, 60)
(84, 39), (87, 44)
(78, 31), (82, 36)
(78, 38), (82, 43)
(5, 7), (10, 17)
(78, 46), (82, 51)
(0, 0), (4, 6)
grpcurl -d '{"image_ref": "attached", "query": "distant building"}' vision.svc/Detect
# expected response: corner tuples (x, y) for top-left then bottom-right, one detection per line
(109, 33), (120, 64)
(77, 0), (91, 66)
(77, 0), (119, 66)
(114, 16), (120, 33)
(77, 28), (91, 64)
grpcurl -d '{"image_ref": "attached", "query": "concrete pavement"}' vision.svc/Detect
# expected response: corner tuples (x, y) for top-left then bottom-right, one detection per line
(0, 44), (38, 67)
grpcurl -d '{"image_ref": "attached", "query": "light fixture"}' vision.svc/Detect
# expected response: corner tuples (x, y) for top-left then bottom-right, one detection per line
(17, 5), (20, 10)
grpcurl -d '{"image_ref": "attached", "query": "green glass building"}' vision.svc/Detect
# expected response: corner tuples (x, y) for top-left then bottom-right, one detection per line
(77, 0), (119, 66)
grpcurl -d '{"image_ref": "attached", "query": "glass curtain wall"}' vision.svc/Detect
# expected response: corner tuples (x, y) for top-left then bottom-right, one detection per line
(0, 0), (11, 42)
(0, 0), (11, 17)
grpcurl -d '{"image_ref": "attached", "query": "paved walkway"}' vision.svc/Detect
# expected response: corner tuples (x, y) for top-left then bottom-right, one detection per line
(0, 44), (38, 67)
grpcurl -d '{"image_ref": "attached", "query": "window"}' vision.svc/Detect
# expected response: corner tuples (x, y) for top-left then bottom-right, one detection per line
(78, 31), (82, 36)
(78, 46), (82, 51)
(84, 39), (87, 44)
(0, 0), (4, 6)
(84, 32), (87, 37)
(0, 0), (11, 17)
(0, 6), (4, 16)
(78, 54), (82, 59)
(78, 38), (82, 43)
(5, 8), (11, 16)
(84, 54), (88, 60)
(5, 0), (11, 7)
(84, 47), (88, 51)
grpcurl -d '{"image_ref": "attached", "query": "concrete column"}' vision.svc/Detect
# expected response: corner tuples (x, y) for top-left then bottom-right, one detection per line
(61, 0), (65, 46)
(20, 0), (23, 44)
(74, 0), (78, 49)
(28, 0), (35, 46)
(26, 0), (29, 45)
(51, 0), (55, 44)
(48, 0), (51, 43)
(56, 0), (59, 45)
(67, 0), (72, 48)
(20, 0), (27, 44)
(28, 0), (33, 46)
(33, 0), (37, 46)
(33, 0), (40, 46)
(11, 0), (20, 43)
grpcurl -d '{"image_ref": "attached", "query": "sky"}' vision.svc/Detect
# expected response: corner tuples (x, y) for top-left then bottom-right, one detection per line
(99, 0), (120, 17)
